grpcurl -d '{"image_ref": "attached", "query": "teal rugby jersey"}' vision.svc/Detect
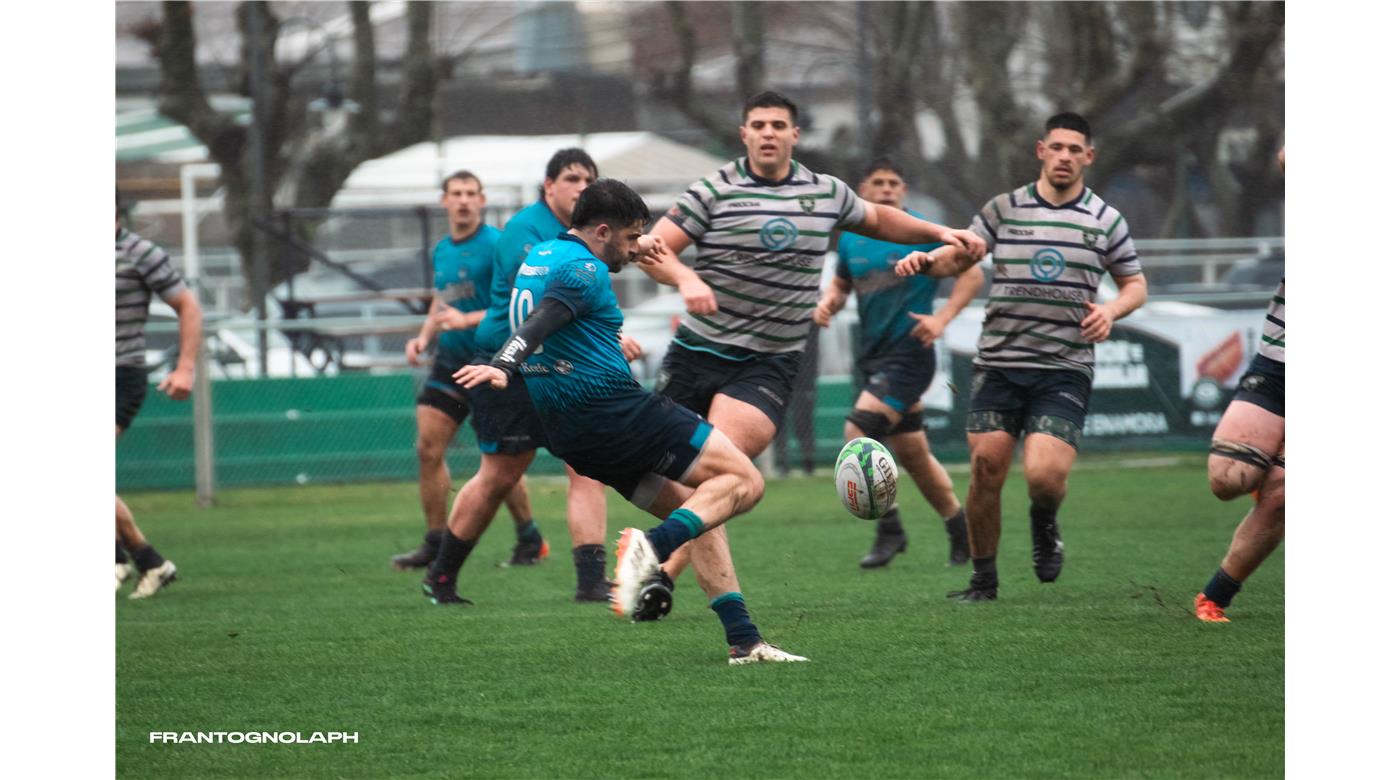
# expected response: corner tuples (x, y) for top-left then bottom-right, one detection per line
(968, 183), (1142, 377)
(835, 208), (943, 359)
(1258, 278), (1284, 363)
(432, 224), (499, 364)
(510, 235), (640, 414)
(474, 200), (568, 354)
(666, 158), (868, 357)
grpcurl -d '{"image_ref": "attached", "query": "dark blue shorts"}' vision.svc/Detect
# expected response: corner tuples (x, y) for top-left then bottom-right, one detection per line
(655, 341), (800, 428)
(540, 389), (714, 508)
(966, 366), (1093, 449)
(464, 353), (547, 455)
(1232, 353), (1284, 417)
(416, 355), (473, 425)
(855, 344), (936, 414)
(116, 365), (148, 431)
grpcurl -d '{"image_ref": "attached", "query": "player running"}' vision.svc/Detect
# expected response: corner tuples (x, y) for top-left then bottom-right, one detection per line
(814, 158), (981, 569)
(1194, 147), (1286, 623)
(631, 91), (986, 624)
(421, 149), (627, 604)
(392, 170), (545, 571)
(456, 179), (803, 664)
(896, 112), (1148, 602)
(115, 190), (203, 598)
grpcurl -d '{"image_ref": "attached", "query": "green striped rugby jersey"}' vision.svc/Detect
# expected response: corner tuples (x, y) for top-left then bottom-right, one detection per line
(1259, 278), (1284, 363)
(968, 183), (1142, 377)
(116, 227), (188, 367)
(665, 158), (867, 355)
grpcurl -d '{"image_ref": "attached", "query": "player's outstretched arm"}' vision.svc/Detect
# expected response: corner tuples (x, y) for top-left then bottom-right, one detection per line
(895, 245), (979, 279)
(454, 297), (577, 389)
(852, 202), (987, 262)
(639, 219), (716, 315)
(813, 276), (852, 328)
(1080, 272), (1147, 343)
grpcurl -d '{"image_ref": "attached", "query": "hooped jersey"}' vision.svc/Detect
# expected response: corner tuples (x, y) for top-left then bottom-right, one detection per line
(1258, 278), (1284, 363)
(836, 208), (943, 359)
(665, 158), (868, 358)
(474, 200), (568, 354)
(968, 183), (1142, 377)
(509, 234), (639, 414)
(431, 225), (499, 364)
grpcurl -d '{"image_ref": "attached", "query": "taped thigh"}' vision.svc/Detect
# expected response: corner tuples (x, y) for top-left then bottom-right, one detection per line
(1210, 439), (1274, 470)
(1025, 414), (1082, 449)
(847, 409), (894, 438)
(891, 411), (924, 435)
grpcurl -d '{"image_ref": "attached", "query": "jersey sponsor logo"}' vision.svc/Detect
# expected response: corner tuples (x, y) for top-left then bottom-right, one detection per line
(518, 263), (549, 277)
(1031, 248), (1067, 282)
(759, 217), (799, 250)
(1008, 227), (1035, 236)
(730, 201), (761, 208)
(553, 359), (574, 375)
(1001, 284), (1085, 303)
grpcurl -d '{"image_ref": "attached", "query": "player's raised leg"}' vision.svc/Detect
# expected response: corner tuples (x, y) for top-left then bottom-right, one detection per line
(422, 450), (535, 604)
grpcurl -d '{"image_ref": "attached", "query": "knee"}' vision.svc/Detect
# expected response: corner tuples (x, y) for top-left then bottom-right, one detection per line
(1025, 467), (1068, 505)
(415, 435), (446, 465)
(1207, 456), (1263, 501)
(736, 461), (766, 512)
(969, 450), (1010, 488)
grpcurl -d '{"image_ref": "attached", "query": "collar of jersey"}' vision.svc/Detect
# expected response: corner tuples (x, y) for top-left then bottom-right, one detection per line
(738, 157), (798, 187)
(447, 223), (485, 246)
(556, 232), (590, 250)
(1027, 181), (1092, 211)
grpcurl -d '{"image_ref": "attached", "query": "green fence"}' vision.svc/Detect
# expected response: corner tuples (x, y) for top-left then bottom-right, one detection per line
(118, 345), (1216, 493)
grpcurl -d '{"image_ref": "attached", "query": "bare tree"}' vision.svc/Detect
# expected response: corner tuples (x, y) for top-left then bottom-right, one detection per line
(146, 1), (439, 302)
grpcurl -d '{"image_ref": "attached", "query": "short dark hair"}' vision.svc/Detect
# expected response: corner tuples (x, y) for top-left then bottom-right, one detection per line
(441, 170), (481, 192)
(860, 158), (906, 183)
(546, 148), (599, 181)
(743, 91), (799, 126)
(1045, 112), (1092, 143)
(570, 179), (650, 230)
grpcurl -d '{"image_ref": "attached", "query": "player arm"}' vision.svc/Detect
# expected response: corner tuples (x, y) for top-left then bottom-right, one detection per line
(1080, 273), (1148, 343)
(156, 288), (202, 400)
(639, 219), (716, 315)
(814, 276), (852, 328)
(454, 298), (576, 390)
(932, 261), (984, 324)
(895, 244), (980, 279)
(851, 202), (987, 261)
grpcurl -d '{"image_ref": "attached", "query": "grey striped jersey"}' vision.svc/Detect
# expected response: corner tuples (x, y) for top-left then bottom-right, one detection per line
(665, 158), (867, 356)
(968, 183), (1142, 377)
(116, 228), (187, 366)
(1258, 278), (1284, 363)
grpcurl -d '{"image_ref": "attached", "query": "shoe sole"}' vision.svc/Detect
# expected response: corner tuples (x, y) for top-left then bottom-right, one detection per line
(610, 529), (657, 618)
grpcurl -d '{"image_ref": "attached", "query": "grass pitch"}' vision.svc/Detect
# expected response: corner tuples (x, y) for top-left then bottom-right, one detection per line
(116, 458), (1282, 778)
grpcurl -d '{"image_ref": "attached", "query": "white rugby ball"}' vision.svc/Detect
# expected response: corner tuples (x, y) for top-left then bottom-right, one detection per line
(834, 437), (898, 520)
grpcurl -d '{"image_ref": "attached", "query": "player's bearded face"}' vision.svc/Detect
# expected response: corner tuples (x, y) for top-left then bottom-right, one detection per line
(740, 107), (799, 174)
(1037, 129), (1094, 190)
(600, 221), (644, 272)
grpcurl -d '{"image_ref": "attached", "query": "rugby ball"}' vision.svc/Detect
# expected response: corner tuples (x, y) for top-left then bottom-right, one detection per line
(834, 437), (898, 520)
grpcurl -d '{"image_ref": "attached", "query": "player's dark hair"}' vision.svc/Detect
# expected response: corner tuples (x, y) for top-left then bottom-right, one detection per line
(743, 91), (799, 126)
(441, 170), (481, 192)
(545, 148), (599, 182)
(860, 158), (906, 182)
(570, 179), (650, 230)
(1045, 112), (1092, 143)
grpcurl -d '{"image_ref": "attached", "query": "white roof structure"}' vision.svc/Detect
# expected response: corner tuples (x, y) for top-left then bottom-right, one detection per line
(333, 132), (730, 209)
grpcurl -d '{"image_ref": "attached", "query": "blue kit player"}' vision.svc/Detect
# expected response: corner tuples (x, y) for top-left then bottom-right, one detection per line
(422, 149), (631, 604)
(814, 159), (981, 569)
(393, 170), (543, 571)
(456, 179), (807, 664)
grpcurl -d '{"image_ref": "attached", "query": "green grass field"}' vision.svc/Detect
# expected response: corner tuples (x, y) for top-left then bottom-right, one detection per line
(116, 458), (1282, 779)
